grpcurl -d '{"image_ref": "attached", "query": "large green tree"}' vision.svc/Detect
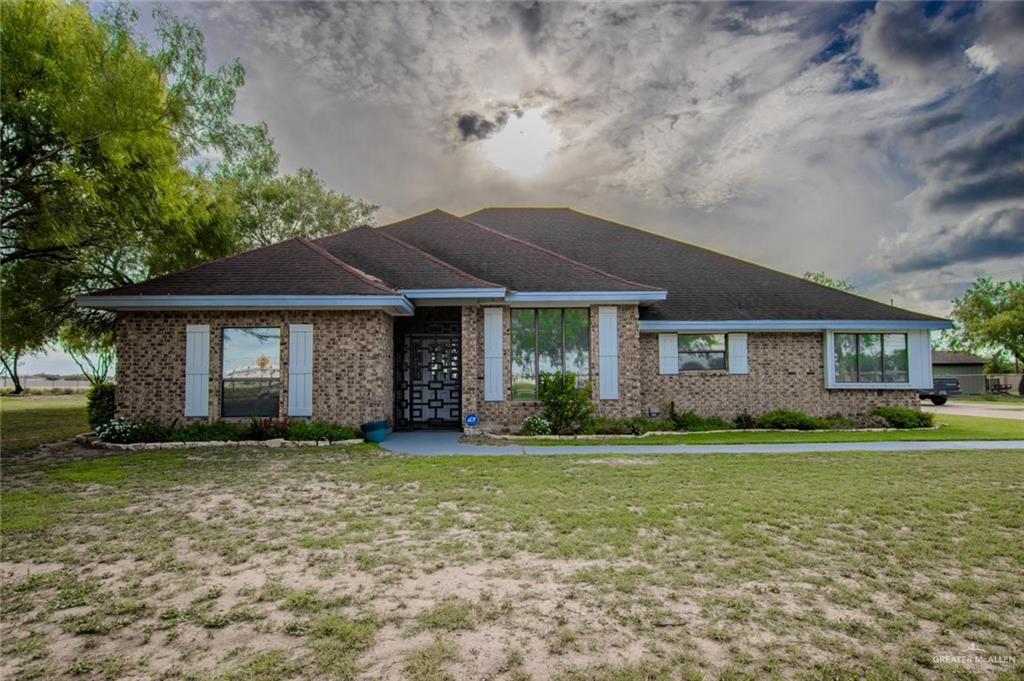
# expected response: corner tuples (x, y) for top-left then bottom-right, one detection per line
(945, 277), (1024, 393)
(1, 0), (246, 384)
(802, 271), (857, 293)
(230, 146), (377, 249)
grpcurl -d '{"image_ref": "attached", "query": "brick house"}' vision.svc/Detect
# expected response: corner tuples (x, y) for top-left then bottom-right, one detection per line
(78, 208), (950, 432)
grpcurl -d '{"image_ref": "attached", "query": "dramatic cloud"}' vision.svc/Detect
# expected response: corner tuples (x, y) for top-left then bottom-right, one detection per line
(156, 0), (1024, 318)
(887, 208), (1024, 273)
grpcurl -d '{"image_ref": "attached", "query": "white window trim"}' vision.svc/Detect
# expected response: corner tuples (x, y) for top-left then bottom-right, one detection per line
(824, 330), (931, 390)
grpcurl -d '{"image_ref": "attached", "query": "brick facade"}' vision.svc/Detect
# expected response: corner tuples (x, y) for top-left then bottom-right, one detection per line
(460, 304), (642, 431)
(115, 310), (393, 426)
(638, 332), (918, 419)
(116, 307), (916, 433)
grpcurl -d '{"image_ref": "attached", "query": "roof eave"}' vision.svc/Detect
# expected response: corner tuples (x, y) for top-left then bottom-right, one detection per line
(505, 290), (667, 305)
(76, 294), (415, 316)
(639, 319), (953, 332)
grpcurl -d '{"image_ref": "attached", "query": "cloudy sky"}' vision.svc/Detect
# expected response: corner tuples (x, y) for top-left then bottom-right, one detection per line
(24, 0), (1024, 373)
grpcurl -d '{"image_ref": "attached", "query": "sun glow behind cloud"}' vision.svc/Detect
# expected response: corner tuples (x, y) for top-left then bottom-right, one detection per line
(481, 108), (560, 179)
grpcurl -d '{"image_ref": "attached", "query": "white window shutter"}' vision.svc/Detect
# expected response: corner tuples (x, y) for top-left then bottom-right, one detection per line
(728, 333), (749, 374)
(658, 334), (679, 375)
(598, 306), (619, 399)
(288, 324), (314, 417)
(185, 324), (209, 417)
(908, 330), (933, 389)
(483, 308), (504, 401)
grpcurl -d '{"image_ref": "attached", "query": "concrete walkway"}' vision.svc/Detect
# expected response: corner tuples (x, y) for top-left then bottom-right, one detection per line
(380, 430), (1024, 457)
(923, 401), (1024, 421)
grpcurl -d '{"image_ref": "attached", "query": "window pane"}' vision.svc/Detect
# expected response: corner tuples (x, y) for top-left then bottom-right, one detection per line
(222, 328), (280, 417)
(678, 334), (726, 371)
(537, 309), (563, 377)
(223, 328), (281, 378)
(835, 333), (858, 382)
(858, 333), (882, 382)
(222, 379), (280, 417)
(679, 352), (726, 371)
(883, 334), (908, 382)
(563, 309), (590, 385)
(679, 334), (726, 352)
(510, 309), (536, 400)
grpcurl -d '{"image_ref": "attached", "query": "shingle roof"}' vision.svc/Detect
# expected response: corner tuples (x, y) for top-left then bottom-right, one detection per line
(932, 351), (986, 365)
(91, 238), (397, 297)
(315, 226), (502, 291)
(379, 210), (662, 294)
(466, 207), (944, 322)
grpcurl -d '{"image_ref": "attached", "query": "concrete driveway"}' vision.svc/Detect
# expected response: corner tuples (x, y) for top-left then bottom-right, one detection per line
(923, 400), (1024, 421)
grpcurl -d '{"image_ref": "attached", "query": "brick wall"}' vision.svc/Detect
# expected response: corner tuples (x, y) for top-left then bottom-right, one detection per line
(461, 304), (641, 431)
(639, 332), (919, 419)
(115, 310), (393, 425)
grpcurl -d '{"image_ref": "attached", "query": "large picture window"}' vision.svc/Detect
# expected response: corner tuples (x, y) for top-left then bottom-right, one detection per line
(678, 334), (727, 370)
(834, 332), (908, 384)
(221, 327), (281, 417)
(511, 308), (590, 400)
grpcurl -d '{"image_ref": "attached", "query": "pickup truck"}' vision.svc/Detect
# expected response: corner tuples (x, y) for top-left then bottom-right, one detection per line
(919, 377), (960, 405)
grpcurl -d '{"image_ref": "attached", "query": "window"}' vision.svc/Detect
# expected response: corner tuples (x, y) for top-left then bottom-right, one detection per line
(221, 327), (281, 417)
(834, 333), (908, 384)
(511, 308), (590, 400)
(678, 334), (727, 371)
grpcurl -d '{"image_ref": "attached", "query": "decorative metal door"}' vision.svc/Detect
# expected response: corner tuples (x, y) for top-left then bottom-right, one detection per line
(395, 315), (461, 428)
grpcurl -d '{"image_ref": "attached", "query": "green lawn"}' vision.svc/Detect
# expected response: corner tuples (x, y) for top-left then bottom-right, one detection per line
(512, 413), (1023, 446)
(1, 394), (89, 455)
(951, 394), (1024, 407)
(2, 445), (1023, 679)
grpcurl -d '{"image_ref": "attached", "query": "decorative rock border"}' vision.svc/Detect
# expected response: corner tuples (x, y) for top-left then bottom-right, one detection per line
(75, 434), (364, 451)
(477, 425), (942, 441)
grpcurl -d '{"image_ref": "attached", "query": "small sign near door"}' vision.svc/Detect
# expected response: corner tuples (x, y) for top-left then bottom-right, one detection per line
(465, 412), (479, 434)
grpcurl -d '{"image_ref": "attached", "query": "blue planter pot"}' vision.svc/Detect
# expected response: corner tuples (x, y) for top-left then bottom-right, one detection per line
(361, 421), (390, 443)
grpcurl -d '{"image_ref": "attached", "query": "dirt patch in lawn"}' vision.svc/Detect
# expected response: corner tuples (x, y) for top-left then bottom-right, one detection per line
(2, 445), (1022, 680)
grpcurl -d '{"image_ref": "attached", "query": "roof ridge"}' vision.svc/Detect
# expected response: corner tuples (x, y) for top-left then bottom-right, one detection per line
(453, 212), (663, 292)
(369, 229), (505, 290)
(297, 238), (398, 294)
(557, 208), (947, 322)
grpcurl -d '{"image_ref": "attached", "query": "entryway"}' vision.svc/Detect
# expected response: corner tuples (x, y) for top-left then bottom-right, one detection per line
(393, 307), (462, 429)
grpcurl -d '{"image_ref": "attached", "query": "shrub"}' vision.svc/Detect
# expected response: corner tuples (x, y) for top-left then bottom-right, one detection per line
(95, 417), (169, 444)
(86, 383), (116, 430)
(245, 418), (291, 440)
(755, 409), (825, 430)
(821, 413), (856, 429)
(627, 417), (676, 435)
(667, 405), (733, 432)
(587, 417), (633, 435)
(538, 372), (594, 435)
(170, 421), (245, 442)
(870, 406), (933, 429)
(855, 413), (891, 429)
(733, 412), (757, 430)
(675, 412), (733, 431)
(520, 415), (552, 436)
(286, 421), (359, 442)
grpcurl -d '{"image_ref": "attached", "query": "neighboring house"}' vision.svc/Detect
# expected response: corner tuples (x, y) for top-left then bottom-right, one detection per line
(932, 351), (987, 395)
(78, 208), (951, 431)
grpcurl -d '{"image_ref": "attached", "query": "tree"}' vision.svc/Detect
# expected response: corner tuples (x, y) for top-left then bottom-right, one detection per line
(231, 146), (377, 248)
(946, 277), (1024, 393)
(0, 261), (60, 393)
(803, 272), (858, 293)
(58, 324), (114, 385)
(0, 0), (249, 362)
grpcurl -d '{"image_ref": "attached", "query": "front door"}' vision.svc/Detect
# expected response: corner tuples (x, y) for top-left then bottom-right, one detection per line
(394, 309), (461, 429)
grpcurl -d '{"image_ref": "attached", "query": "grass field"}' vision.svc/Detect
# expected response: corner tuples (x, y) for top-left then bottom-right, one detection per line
(2, 444), (1022, 679)
(512, 413), (1023, 446)
(1, 395), (89, 455)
